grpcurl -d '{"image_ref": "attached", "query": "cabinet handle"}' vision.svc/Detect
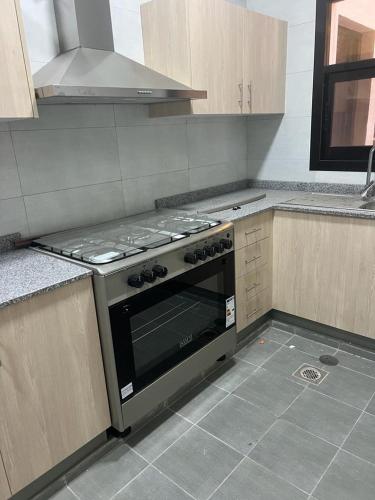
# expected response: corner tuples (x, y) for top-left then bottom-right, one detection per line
(248, 82), (252, 113)
(245, 227), (261, 236)
(238, 83), (243, 110)
(247, 308), (260, 318)
(245, 256), (261, 265)
(246, 282), (260, 292)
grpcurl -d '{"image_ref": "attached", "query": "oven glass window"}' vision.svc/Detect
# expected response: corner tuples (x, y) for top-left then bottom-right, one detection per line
(132, 273), (226, 379)
(110, 253), (235, 396)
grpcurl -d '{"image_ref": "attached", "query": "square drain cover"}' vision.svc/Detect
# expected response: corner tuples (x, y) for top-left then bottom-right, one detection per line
(292, 364), (329, 385)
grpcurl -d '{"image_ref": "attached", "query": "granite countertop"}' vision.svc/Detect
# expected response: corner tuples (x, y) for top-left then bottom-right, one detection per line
(180, 188), (375, 222)
(0, 249), (92, 310)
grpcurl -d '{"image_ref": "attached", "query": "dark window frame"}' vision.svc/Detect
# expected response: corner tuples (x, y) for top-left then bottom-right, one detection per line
(310, 0), (375, 172)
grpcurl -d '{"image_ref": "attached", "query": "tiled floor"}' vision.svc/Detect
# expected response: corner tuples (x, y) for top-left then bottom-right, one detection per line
(40, 325), (375, 500)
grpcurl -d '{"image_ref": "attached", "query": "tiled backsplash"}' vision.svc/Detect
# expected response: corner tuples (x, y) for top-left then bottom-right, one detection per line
(0, 106), (247, 238)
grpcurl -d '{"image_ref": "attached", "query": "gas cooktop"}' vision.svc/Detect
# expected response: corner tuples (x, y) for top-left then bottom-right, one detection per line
(33, 211), (221, 265)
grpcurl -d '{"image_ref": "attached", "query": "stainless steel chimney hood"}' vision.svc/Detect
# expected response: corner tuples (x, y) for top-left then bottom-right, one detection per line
(33, 0), (207, 104)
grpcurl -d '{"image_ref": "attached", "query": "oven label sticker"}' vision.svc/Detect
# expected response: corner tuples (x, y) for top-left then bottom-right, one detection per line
(226, 295), (235, 328)
(121, 383), (133, 400)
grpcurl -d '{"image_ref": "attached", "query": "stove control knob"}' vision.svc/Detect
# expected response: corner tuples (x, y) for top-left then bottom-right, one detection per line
(204, 245), (217, 257)
(220, 238), (233, 250)
(141, 269), (156, 283)
(153, 264), (168, 278)
(184, 252), (198, 265)
(214, 241), (225, 254)
(127, 274), (144, 288)
(196, 248), (207, 261)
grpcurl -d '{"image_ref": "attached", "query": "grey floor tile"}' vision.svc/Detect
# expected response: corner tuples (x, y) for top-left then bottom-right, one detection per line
(262, 346), (318, 380)
(198, 394), (275, 454)
(338, 343), (375, 362)
(234, 367), (304, 417)
(312, 365), (375, 410)
(68, 443), (147, 500)
(287, 336), (337, 357)
(314, 450), (375, 500)
(283, 389), (361, 446)
(235, 339), (281, 366)
(154, 426), (242, 500)
(249, 420), (338, 494)
(113, 465), (192, 500)
(335, 350), (375, 378)
(293, 327), (339, 349)
(365, 393), (375, 415)
(206, 357), (257, 392)
(343, 412), (375, 465)
(211, 458), (308, 500)
(43, 488), (78, 500)
(126, 408), (192, 462)
(271, 320), (295, 334)
(169, 380), (228, 423)
(261, 326), (294, 344)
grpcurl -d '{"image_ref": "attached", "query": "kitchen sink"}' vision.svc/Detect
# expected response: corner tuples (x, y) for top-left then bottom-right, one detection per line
(359, 201), (375, 210)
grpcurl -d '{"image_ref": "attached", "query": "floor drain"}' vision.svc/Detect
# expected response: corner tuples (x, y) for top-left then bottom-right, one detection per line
(320, 354), (339, 366)
(293, 364), (329, 385)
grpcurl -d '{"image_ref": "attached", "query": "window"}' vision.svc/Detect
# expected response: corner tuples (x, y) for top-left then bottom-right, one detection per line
(310, 0), (375, 171)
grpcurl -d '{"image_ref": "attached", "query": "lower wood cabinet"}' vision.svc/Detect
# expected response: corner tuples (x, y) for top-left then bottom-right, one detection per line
(273, 211), (375, 339)
(0, 457), (10, 500)
(235, 211), (273, 332)
(0, 278), (110, 495)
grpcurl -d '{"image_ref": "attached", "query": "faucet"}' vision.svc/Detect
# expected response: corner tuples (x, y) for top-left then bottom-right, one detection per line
(361, 144), (375, 200)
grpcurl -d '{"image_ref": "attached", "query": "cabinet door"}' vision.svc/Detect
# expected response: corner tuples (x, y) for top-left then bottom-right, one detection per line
(0, 0), (37, 119)
(0, 456), (10, 500)
(244, 11), (287, 114)
(0, 279), (110, 494)
(273, 211), (375, 339)
(189, 0), (244, 114)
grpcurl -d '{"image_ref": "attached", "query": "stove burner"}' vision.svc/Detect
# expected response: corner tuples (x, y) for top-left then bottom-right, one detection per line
(33, 210), (221, 265)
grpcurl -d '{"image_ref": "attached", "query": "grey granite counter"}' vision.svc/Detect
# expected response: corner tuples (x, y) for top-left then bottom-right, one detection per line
(179, 188), (375, 222)
(0, 249), (92, 309)
(180, 188), (302, 221)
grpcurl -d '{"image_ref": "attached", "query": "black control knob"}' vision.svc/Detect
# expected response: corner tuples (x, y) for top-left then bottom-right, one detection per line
(127, 274), (144, 288)
(214, 241), (225, 254)
(204, 245), (217, 257)
(221, 238), (233, 250)
(152, 264), (168, 278)
(141, 269), (156, 283)
(195, 248), (207, 261)
(184, 252), (198, 265)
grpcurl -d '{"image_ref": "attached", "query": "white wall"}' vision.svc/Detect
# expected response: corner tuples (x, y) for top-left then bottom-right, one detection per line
(246, 0), (366, 185)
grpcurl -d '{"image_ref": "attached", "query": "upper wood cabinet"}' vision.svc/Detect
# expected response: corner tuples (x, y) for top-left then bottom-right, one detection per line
(273, 211), (375, 340)
(0, 279), (110, 495)
(244, 11), (287, 114)
(0, 0), (37, 120)
(141, 0), (287, 116)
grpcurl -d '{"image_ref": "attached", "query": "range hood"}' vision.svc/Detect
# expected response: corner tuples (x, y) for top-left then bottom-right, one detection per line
(33, 0), (207, 104)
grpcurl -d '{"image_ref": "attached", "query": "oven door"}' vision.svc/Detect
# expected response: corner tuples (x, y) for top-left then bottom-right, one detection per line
(109, 252), (235, 402)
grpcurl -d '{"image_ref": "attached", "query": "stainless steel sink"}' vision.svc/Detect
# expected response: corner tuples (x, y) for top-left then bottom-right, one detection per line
(359, 201), (375, 210)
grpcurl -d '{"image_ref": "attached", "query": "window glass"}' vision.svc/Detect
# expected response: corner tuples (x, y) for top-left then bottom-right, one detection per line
(330, 77), (375, 146)
(327, 0), (375, 64)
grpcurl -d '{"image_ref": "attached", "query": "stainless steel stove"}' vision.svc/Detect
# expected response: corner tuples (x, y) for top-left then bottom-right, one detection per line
(33, 210), (236, 432)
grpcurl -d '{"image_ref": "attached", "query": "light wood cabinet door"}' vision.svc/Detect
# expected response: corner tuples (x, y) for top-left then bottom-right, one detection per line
(0, 0), (37, 119)
(188, 0), (244, 114)
(142, 0), (244, 115)
(243, 11), (287, 114)
(0, 279), (110, 494)
(0, 456), (10, 500)
(273, 211), (375, 339)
